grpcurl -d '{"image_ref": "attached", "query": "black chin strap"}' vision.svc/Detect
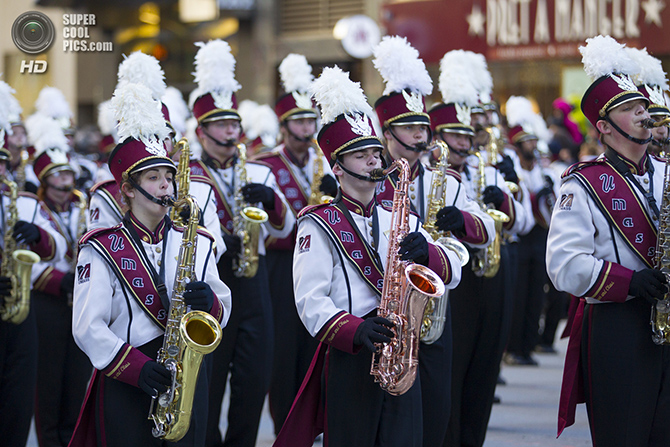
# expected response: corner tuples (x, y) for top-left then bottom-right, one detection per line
(202, 128), (238, 147)
(127, 175), (175, 207)
(387, 126), (433, 153)
(605, 115), (653, 145)
(335, 159), (383, 183)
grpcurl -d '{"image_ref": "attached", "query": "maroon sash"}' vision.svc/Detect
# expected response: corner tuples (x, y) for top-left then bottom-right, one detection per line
(572, 162), (657, 268)
(190, 160), (236, 234)
(86, 228), (168, 329)
(306, 205), (384, 295)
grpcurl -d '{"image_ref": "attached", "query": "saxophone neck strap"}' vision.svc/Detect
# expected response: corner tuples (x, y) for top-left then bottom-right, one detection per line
(604, 146), (659, 220)
(123, 213), (171, 309)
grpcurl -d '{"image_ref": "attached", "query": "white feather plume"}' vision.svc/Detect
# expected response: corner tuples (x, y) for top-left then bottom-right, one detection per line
(580, 35), (639, 80)
(0, 81), (16, 135)
(162, 86), (190, 136)
(626, 47), (668, 89)
(505, 96), (535, 128)
(35, 87), (72, 120)
(238, 100), (259, 137)
(111, 82), (169, 143)
(185, 117), (202, 159)
(372, 35), (432, 97)
(117, 51), (166, 100)
(527, 113), (551, 143)
(254, 105), (280, 147)
(5, 83), (22, 124)
(192, 40), (241, 102)
(279, 54), (314, 94)
(97, 100), (117, 140)
(460, 51), (492, 102)
(309, 66), (373, 125)
(28, 114), (69, 154)
(438, 50), (480, 106)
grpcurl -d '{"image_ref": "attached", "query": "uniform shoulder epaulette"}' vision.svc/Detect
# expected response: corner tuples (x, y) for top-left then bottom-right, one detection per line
(17, 191), (39, 201)
(445, 168), (462, 182)
(251, 149), (280, 162)
(89, 179), (117, 194)
(561, 159), (605, 178)
(248, 159), (273, 170)
(297, 202), (330, 218)
(79, 223), (123, 244)
(650, 153), (668, 163)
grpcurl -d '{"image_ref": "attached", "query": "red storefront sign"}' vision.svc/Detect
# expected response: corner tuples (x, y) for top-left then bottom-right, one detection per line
(381, 0), (670, 62)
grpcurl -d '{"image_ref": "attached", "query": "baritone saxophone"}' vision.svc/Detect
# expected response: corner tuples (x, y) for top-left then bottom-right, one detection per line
(149, 144), (223, 441)
(420, 140), (469, 344)
(233, 143), (268, 278)
(0, 175), (40, 324)
(370, 158), (445, 395)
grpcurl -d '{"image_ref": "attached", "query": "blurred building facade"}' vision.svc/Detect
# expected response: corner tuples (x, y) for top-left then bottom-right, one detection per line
(1, 0), (669, 128)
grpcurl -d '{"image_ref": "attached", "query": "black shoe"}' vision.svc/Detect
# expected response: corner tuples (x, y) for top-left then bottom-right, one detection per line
(497, 374), (506, 385)
(493, 395), (501, 404)
(535, 344), (558, 354)
(522, 354), (539, 366)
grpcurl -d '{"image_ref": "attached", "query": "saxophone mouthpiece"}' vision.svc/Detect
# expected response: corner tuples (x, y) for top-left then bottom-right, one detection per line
(160, 195), (176, 207)
(369, 168), (388, 181)
(642, 118), (657, 129)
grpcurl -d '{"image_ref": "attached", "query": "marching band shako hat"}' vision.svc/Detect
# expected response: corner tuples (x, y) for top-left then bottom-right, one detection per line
(108, 82), (174, 185)
(191, 40), (241, 124)
(275, 54), (318, 122)
(372, 36), (432, 129)
(626, 47), (670, 117)
(30, 115), (73, 182)
(506, 96), (539, 145)
(311, 66), (383, 164)
(429, 50), (481, 138)
(580, 35), (648, 128)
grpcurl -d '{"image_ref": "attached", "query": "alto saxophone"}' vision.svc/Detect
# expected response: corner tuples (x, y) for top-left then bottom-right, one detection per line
(309, 139), (334, 205)
(0, 176), (40, 324)
(169, 138), (191, 226)
(370, 158), (445, 395)
(420, 140), (469, 344)
(651, 153), (670, 345)
(471, 150), (510, 278)
(233, 143), (268, 278)
(149, 147), (223, 441)
(485, 125), (519, 194)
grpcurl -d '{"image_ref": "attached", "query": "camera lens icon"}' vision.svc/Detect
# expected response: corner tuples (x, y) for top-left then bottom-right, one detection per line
(12, 11), (55, 55)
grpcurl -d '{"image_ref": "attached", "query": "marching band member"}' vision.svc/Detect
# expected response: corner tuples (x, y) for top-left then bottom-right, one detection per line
(70, 82), (231, 447)
(428, 50), (530, 447)
(252, 53), (336, 435)
(0, 81), (66, 447)
(275, 65), (462, 447)
(504, 96), (559, 366)
(188, 39), (294, 447)
(371, 37), (493, 447)
(4, 89), (37, 193)
(547, 36), (670, 445)
(28, 115), (93, 447)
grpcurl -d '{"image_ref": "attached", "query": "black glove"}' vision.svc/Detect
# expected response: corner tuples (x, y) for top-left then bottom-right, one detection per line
(629, 269), (668, 303)
(482, 185), (505, 209)
(399, 232), (429, 266)
(60, 272), (75, 296)
(435, 206), (465, 233)
(138, 361), (172, 397)
(222, 234), (242, 259)
(0, 276), (12, 298)
(496, 155), (519, 184)
(319, 175), (339, 198)
(13, 221), (41, 245)
(242, 183), (275, 210)
(353, 316), (395, 353)
(183, 281), (215, 311)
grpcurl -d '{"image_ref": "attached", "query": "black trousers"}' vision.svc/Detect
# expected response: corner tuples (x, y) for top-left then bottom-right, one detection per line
(206, 255), (273, 447)
(326, 345), (423, 447)
(444, 245), (508, 447)
(507, 226), (548, 357)
(418, 299), (452, 447)
(499, 242), (517, 357)
(266, 249), (319, 436)
(0, 307), (37, 447)
(582, 298), (670, 447)
(97, 336), (211, 447)
(539, 281), (569, 347)
(33, 291), (92, 447)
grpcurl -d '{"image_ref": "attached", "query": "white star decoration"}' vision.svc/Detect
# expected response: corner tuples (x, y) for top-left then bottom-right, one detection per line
(467, 5), (485, 37)
(642, 0), (665, 26)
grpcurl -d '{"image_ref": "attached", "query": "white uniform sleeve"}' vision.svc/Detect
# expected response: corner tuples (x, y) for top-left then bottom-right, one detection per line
(87, 191), (123, 231)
